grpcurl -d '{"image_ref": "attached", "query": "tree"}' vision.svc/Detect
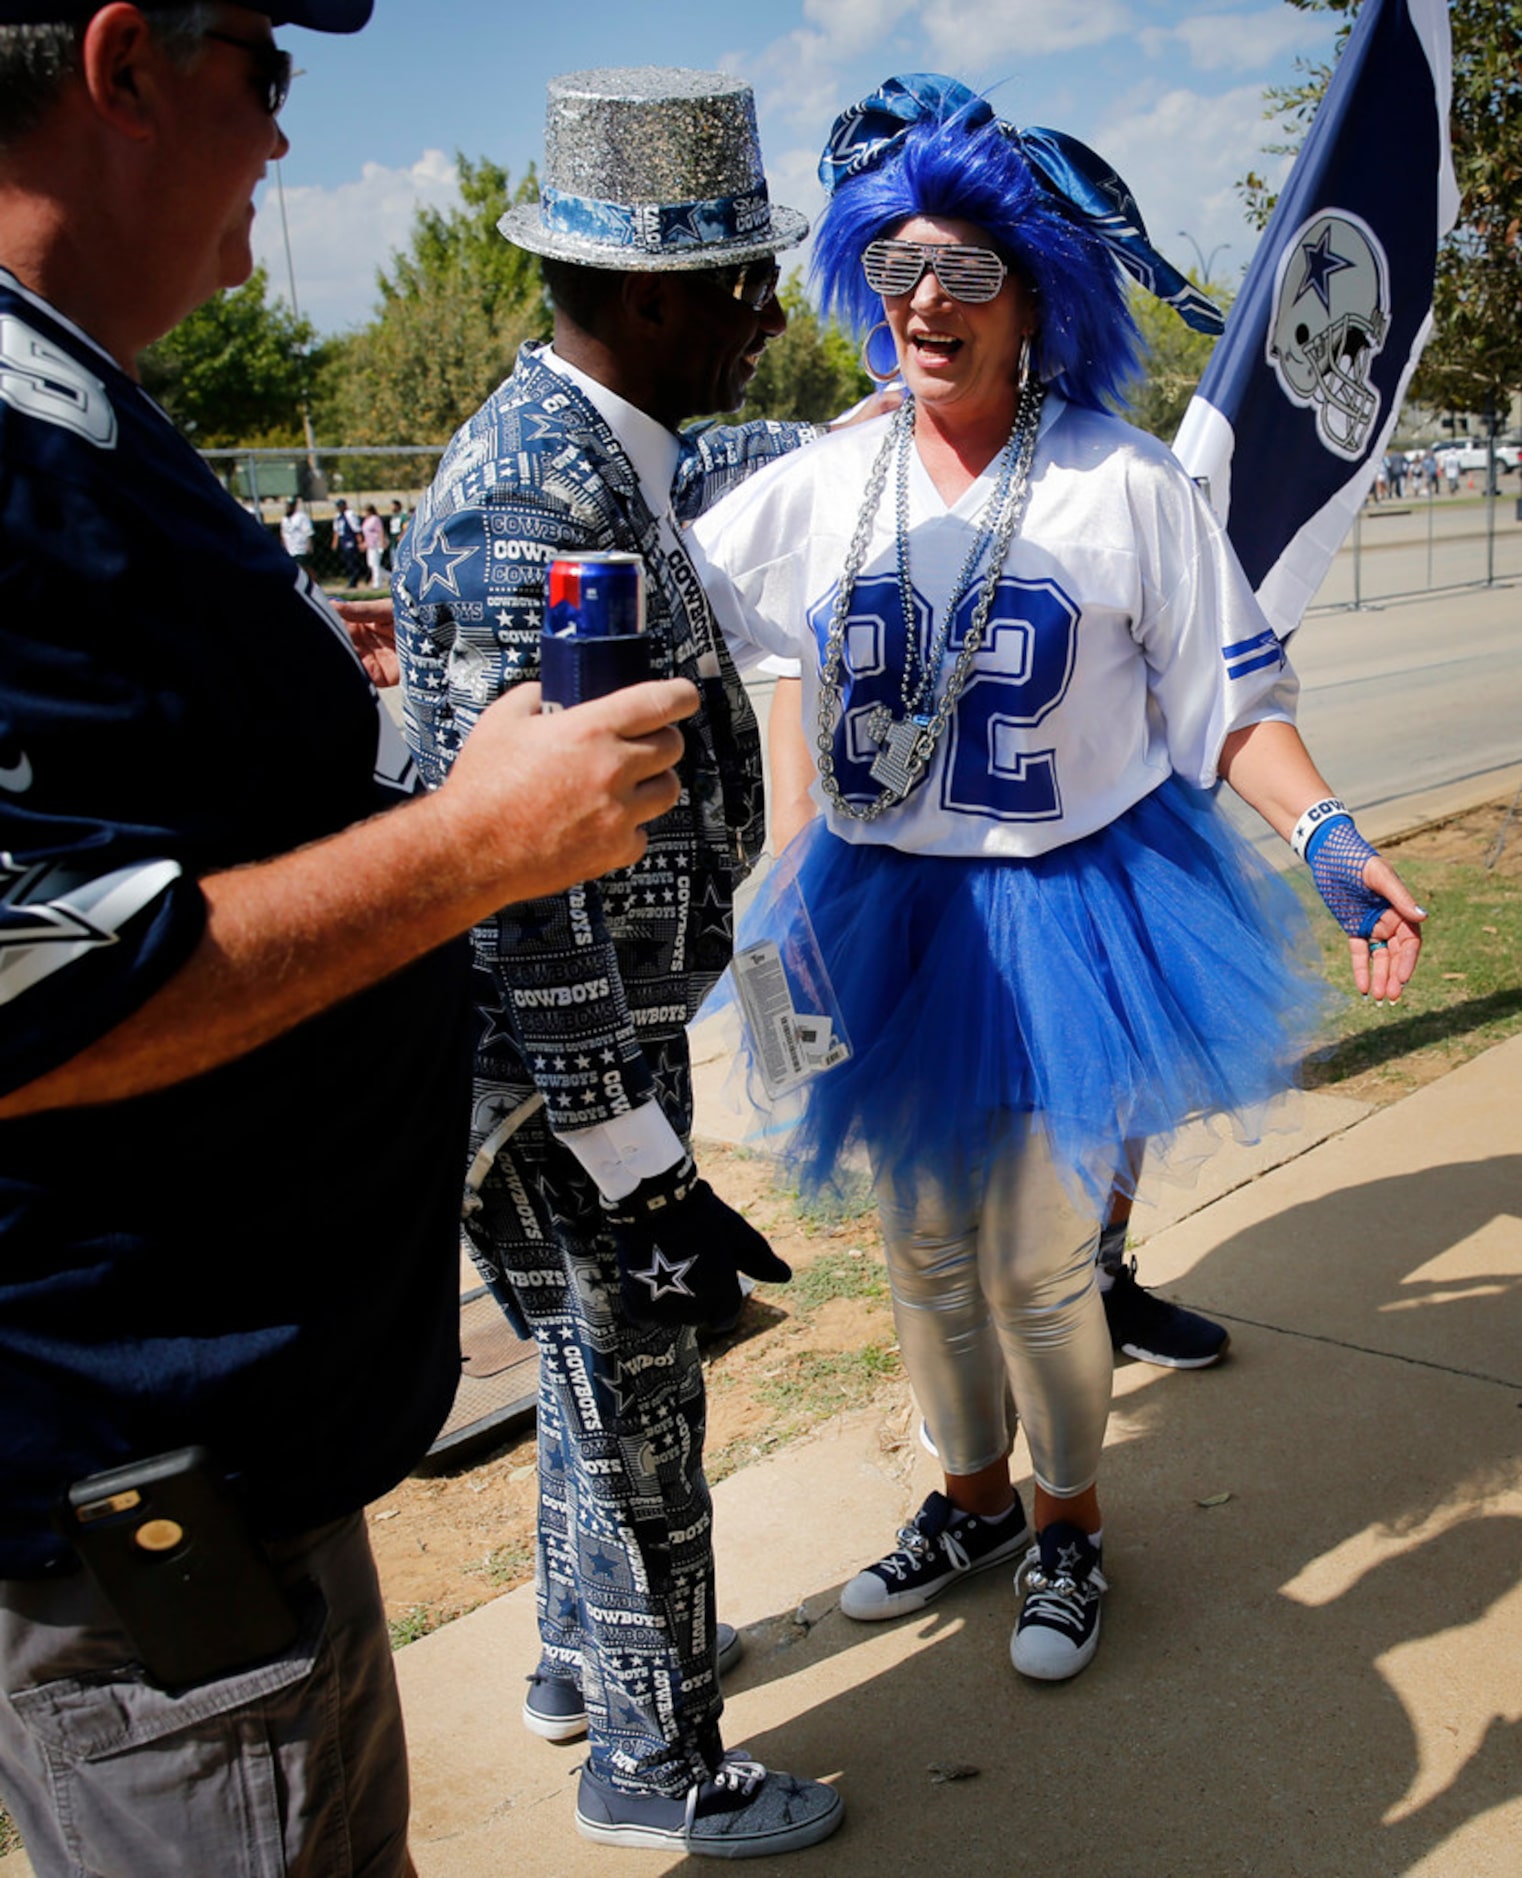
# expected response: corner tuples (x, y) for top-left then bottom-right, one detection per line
(318, 155), (550, 446)
(737, 272), (871, 424)
(1240, 0), (1522, 421)
(1122, 277), (1235, 441)
(140, 265), (319, 446)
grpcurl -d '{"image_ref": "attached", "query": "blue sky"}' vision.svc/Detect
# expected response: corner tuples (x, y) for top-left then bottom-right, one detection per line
(252, 0), (1340, 336)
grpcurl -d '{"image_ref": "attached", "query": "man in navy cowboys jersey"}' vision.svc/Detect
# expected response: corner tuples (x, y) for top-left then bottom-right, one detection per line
(0, 8), (697, 1874)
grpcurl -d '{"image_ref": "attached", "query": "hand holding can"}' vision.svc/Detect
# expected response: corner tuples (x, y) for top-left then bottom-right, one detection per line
(541, 553), (654, 710)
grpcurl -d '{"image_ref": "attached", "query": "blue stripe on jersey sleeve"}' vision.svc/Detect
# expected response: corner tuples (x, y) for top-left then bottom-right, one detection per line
(1225, 646), (1287, 679)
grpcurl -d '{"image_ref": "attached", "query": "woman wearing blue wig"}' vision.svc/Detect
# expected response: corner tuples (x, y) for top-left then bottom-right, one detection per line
(691, 76), (1424, 1679)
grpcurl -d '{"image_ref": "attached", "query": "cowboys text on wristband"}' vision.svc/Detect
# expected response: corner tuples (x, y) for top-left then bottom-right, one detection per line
(1290, 797), (1347, 861)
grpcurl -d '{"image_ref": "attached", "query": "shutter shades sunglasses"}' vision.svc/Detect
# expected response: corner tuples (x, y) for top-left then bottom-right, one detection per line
(862, 239), (1008, 305)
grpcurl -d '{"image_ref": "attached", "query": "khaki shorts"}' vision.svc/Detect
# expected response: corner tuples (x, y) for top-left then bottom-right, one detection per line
(0, 1513), (413, 1878)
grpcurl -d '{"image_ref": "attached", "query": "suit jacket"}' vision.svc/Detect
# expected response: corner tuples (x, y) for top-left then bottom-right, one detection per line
(395, 341), (815, 1159)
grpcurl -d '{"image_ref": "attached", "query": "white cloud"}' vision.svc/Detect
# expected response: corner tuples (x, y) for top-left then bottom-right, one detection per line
(921, 0), (1133, 64)
(1092, 82), (1295, 286)
(1167, 6), (1329, 74)
(251, 149), (461, 335)
(741, 0), (1136, 140)
(763, 140), (830, 281)
(742, 0), (919, 129)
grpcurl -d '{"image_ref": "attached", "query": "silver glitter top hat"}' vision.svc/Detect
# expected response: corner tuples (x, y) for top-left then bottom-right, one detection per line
(499, 67), (808, 270)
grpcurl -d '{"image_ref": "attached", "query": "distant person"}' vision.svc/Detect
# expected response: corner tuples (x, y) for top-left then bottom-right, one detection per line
(1386, 449), (1405, 499)
(279, 494), (313, 566)
(1443, 446), (1460, 494)
(361, 501), (386, 587)
(331, 496), (363, 584)
(386, 496), (409, 566)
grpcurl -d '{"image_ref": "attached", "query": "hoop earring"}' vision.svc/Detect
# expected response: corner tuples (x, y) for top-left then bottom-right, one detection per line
(860, 320), (900, 385)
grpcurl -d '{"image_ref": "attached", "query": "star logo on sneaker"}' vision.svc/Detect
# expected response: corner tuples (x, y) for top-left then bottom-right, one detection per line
(1056, 1541), (1086, 1575)
(631, 1247), (697, 1300)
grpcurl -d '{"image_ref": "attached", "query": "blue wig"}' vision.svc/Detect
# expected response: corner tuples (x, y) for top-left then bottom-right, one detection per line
(813, 100), (1142, 413)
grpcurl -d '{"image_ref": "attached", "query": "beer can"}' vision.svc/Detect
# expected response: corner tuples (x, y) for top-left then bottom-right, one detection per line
(545, 552), (645, 639)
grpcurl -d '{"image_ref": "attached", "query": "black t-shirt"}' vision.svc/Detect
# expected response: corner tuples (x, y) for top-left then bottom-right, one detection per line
(0, 274), (471, 1574)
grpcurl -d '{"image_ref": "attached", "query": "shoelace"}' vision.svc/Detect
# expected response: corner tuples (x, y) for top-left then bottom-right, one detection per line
(883, 1518), (969, 1579)
(1020, 1562), (1109, 1629)
(710, 1755), (766, 1798)
(683, 1752), (768, 1833)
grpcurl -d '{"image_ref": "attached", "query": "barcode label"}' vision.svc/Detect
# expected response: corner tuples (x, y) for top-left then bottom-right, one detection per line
(733, 940), (812, 1097)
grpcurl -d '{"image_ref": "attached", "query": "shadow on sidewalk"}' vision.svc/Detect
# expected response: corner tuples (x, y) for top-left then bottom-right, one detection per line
(708, 1152), (1522, 1876)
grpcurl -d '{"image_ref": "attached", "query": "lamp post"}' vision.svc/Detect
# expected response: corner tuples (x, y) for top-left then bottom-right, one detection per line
(273, 158), (319, 471)
(1177, 230), (1231, 284)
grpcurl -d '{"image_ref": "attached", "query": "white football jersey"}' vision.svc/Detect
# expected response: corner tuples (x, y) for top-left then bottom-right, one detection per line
(690, 395), (1298, 858)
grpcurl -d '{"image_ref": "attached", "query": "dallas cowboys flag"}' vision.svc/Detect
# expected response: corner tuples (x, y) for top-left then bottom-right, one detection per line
(1172, 0), (1459, 638)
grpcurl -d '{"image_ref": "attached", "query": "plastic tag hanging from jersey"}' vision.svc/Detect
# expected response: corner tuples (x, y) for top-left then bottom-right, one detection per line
(730, 878), (851, 1098)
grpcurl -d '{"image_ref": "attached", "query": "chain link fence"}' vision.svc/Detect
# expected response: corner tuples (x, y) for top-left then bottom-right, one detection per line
(201, 445), (446, 590)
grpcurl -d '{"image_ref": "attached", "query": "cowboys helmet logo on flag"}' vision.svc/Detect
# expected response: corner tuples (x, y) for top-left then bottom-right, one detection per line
(1172, 0), (1459, 640)
(1268, 210), (1390, 459)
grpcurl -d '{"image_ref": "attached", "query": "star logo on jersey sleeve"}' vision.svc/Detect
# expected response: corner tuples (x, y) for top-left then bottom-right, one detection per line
(416, 526), (481, 599)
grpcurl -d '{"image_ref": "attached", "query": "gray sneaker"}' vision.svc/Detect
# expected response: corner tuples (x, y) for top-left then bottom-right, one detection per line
(523, 1623), (744, 1741)
(575, 1749), (844, 1857)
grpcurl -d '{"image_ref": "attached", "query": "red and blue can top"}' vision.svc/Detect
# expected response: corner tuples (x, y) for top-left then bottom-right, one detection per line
(546, 552), (646, 638)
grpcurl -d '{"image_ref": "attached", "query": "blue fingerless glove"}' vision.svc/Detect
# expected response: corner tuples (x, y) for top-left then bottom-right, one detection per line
(1297, 804), (1389, 939)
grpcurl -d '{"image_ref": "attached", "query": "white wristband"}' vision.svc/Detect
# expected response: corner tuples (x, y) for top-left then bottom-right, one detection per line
(1290, 797), (1347, 861)
(558, 1099), (688, 1203)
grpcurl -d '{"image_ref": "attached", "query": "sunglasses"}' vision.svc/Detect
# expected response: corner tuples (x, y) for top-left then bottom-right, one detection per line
(862, 239), (1008, 305)
(701, 257), (782, 312)
(202, 28), (294, 117)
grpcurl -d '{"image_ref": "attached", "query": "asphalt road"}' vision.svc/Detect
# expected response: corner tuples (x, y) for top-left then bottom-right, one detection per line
(1289, 541), (1518, 810)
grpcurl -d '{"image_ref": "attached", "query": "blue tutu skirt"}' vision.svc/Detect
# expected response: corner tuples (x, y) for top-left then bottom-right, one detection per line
(729, 776), (1337, 1212)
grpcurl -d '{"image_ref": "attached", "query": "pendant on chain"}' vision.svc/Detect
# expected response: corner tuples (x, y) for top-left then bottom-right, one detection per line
(865, 706), (931, 796)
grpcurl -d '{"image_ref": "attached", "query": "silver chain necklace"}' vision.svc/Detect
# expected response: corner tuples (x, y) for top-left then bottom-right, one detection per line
(815, 376), (1045, 821)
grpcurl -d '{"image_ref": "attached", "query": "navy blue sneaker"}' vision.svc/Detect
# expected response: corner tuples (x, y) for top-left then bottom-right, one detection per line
(842, 1490), (1030, 1620)
(575, 1749), (843, 1857)
(523, 1623), (744, 1741)
(521, 1659), (589, 1741)
(1104, 1259), (1229, 1367)
(1010, 1522), (1108, 1681)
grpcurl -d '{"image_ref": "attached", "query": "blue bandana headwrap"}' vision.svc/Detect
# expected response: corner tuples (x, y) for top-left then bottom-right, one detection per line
(820, 73), (1224, 336)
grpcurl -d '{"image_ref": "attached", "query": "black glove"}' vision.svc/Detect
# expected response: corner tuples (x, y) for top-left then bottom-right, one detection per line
(601, 1157), (792, 1329)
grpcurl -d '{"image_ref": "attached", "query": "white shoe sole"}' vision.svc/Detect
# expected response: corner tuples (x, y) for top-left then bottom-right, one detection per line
(1010, 1608), (1102, 1680)
(1117, 1339), (1228, 1369)
(840, 1519), (1031, 1621)
(575, 1788), (843, 1856)
(521, 1702), (586, 1742)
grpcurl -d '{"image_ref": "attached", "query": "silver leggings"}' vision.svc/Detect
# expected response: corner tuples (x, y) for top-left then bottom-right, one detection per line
(875, 1115), (1112, 1496)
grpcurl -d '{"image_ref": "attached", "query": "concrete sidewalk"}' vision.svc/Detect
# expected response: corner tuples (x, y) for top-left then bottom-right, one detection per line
(383, 1033), (1522, 1877)
(4, 1036), (1515, 1878)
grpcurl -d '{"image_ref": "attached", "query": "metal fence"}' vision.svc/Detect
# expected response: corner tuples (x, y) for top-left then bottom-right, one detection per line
(203, 445), (1522, 603)
(201, 444), (447, 589)
(1308, 477), (1522, 616)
